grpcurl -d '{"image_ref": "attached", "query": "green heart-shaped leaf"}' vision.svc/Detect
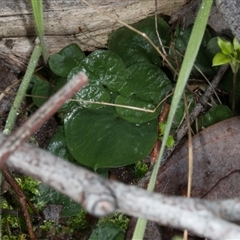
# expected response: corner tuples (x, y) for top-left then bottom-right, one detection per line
(114, 62), (171, 123)
(120, 63), (172, 104)
(115, 95), (159, 124)
(75, 83), (111, 109)
(48, 43), (85, 77)
(64, 107), (158, 170)
(68, 50), (126, 93)
(108, 17), (170, 67)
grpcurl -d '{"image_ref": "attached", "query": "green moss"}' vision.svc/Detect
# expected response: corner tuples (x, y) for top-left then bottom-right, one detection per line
(66, 209), (89, 230)
(134, 161), (149, 179)
(98, 213), (129, 232)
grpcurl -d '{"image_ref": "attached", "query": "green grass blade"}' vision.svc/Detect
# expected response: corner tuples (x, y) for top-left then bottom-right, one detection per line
(132, 0), (213, 239)
(3, 45), (43, 135)
(30, 0), (48, 62)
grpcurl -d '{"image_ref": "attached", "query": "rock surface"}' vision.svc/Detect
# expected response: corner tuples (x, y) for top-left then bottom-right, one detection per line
(0, 0), (186, 66)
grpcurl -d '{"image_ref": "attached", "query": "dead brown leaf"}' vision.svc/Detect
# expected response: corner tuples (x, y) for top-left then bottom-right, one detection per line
(155, 116), (240, 200)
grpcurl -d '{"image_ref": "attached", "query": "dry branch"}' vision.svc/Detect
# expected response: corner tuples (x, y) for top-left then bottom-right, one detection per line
(0, 72), (88, 166)
(1, 133), (240, 239)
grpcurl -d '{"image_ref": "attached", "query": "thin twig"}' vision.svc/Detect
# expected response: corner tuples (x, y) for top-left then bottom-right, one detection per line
(154, 0), (167, 55)
(0, 72), (88, 167)
(0, 79), (21, 101)
(183, 93), (193, 240)
(174, 64), (228, 145)
(184, 94), (193, 199)
(2, 166), (38, 240)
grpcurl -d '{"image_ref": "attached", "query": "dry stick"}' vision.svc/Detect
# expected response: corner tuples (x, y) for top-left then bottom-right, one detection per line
(2, 169), (40, 218)
(2, 166), (37, 240)
(183, 93), (194, 240)
(0, 72), (88, 167)
(0, 79), (21, 101)
(2, 136), (240, 239)
(174, 64), (228, 145)
(164, 64), (229, 165)
(154, 0), (167, 55)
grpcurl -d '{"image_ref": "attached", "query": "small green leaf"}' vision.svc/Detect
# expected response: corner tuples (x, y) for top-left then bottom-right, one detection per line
(166, 135), (174, 147)
(212, 52), (230, 66)
(47, 126), (75, 162)
(159, 122), (166, 134)
(35, 183), (82, 217)
(89, 222), (125, 240)
(48, 43), (85, 77)
(198, 105), (232, 129)
(233, 37), (240, 51)
(159, 123), (174, 147)
(31, 75), (53, 107)
(217, 37), (233, 55)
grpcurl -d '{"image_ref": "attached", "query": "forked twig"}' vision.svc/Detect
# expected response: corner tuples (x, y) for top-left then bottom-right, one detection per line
(0, 72), (88, 167)
(2, 133), (240, 239)
(175, 64), (229, 144)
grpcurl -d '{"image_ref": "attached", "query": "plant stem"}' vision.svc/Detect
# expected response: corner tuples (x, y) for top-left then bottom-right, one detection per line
(1, 45), (42, 240)
(232, 71), (237, 115)
(3, 45), (42, 135)
(148, 0), (212, 191)
(30, 0), (48, 62)
(0, 171), (2, 239)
